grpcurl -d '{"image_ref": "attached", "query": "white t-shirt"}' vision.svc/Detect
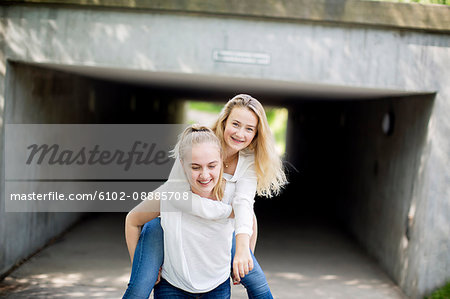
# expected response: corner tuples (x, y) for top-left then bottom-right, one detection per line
(159, 151), (257, 293)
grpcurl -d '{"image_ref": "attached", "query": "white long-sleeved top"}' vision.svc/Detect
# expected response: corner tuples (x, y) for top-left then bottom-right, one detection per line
(159, 151), (257, 293)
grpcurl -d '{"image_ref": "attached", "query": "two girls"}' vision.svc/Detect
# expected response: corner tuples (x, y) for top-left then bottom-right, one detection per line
(123, 94), (287, 298)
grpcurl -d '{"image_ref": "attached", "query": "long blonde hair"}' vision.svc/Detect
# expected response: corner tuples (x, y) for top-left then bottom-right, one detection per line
(171, 125), (225, 201)
(212, 94), (287, 198)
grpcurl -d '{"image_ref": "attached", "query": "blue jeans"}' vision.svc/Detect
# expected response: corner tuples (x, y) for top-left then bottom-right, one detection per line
(123, 218), (273, 299)
(154, 278), (230, 299)
(123, 218), (164, 299)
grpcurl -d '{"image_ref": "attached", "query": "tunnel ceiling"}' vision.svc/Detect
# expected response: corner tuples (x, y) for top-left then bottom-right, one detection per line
(19, 61), (433, 102)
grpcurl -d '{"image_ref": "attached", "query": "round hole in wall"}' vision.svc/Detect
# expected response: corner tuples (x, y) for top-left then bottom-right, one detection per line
(382, 111), (395, 136)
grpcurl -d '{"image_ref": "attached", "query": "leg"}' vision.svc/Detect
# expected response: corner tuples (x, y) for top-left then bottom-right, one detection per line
(154, 278), (229, 299)
(202, 278), (231, 299)
(123, 218), (164, 299)
(154, 278), (194, 299)
(231, 234), (273, 299)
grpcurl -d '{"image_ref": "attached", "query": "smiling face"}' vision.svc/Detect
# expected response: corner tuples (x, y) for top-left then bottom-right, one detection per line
(182, 142), (222, 199)
(223, 107), (258, 154)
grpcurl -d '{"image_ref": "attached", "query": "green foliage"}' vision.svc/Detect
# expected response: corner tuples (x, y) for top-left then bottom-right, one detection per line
(265, 107), (288, 156)
(425, 282), (450, 299)
(188, 101), (223, 114)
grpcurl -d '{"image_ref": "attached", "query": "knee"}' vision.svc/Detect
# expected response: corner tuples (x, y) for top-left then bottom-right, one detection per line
(241, 267), (268, 288)
(123, 285), (152, 299)
(142, 218), (163, 238)
(241, 274), (271, 297)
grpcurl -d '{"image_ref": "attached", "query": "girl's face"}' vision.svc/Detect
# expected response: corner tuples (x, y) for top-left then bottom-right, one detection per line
(223, 107), (258, 154)
(182, 143), (222, 198)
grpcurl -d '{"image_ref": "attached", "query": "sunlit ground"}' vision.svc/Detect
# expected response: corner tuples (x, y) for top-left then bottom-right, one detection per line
(0, 214), (131, 298)
(0, 214), (406, 298)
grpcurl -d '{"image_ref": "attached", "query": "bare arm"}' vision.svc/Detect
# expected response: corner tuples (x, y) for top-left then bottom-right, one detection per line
(233, 214), (257, 282)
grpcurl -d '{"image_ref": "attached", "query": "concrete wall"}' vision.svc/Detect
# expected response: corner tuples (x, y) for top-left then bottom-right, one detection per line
(283, 94), (437, 298)
(0, 2), (449, 297)
(0, 61), (184, 276)
(338, 95), (437, 298)
(0, 63), (90, 276)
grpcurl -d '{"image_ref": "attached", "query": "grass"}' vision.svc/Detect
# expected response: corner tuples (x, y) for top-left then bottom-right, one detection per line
(425, 282), (450, 299)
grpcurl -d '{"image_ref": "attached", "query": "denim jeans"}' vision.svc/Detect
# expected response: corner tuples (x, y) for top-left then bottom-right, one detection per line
(122, 218), (273, 299)
(122, 218), (164, 299)
(154, 278), (230, 299)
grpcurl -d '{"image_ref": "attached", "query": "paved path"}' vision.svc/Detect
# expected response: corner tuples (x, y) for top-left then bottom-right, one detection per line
(0, 214), (407, 298)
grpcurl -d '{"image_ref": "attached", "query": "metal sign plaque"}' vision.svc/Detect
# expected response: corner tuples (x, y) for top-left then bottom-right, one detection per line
(213, 50), (270, 65)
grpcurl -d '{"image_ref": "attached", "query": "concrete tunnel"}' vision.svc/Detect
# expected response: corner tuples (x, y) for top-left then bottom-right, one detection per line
(5, 61), (435, 293)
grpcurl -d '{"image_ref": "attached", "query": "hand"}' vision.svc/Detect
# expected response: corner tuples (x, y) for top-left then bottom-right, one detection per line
(155, 267), (162, 285)
(231, 272), (240, 285)
(232, 248), (254, 283)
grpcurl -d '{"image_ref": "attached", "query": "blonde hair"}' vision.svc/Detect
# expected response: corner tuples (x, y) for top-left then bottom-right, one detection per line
(171, 125), (225, 201)
(212, 94), (287, 198)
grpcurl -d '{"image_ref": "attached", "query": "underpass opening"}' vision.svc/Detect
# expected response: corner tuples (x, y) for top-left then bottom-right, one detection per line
(5, 61), (435, 292)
